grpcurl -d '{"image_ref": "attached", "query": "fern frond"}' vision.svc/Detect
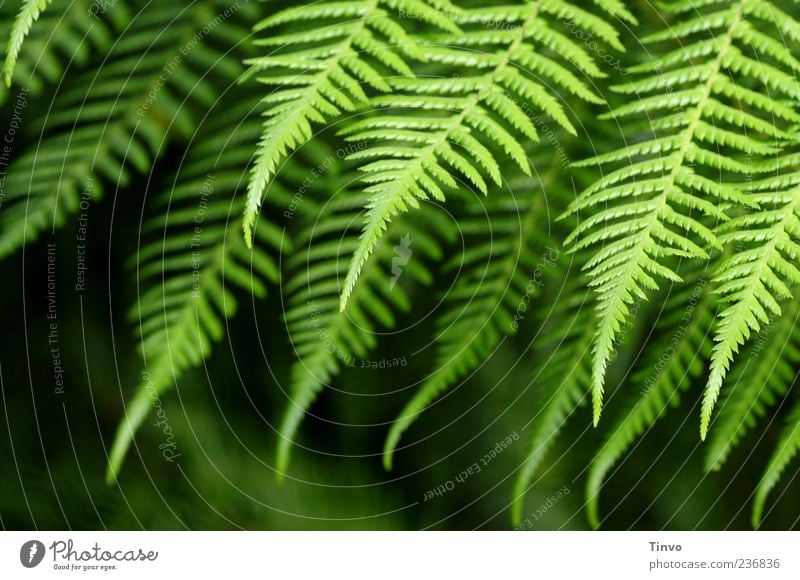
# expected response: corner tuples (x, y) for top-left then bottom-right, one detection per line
(753, 393), (800, 528)
(705, 297), (800, 471)
(241, 0), (461, 245)
(338, 0), (628, 311)
(277, 192), (454, 477)
(585, 274), (714, 527)
(383, 174), (556, 470)
(2, 0), (54, 87)
(106, 100), (287, 483)
(0, 0), (114, 99)
(510, 274), (594, 526)
(703, 176), (800, 439)
(0, 0), (251, 259)
(568, 0), (800, 426)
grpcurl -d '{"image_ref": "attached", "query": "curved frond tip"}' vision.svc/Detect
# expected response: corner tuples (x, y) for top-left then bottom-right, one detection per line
(3, 0), (54, 87)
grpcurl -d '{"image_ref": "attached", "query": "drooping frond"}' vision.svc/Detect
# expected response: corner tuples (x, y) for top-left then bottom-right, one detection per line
(241, 0), (461, 244)
(567, 0), (800, 426)
(753, 394), (800, 528)
(106, 99), (290, 482)
(0, 0), (113, 101)
(705, 296), (800, 471)
(383, 168), (561, 469)
(511, 274), (594, 526)
(338, 0), (633, 310)
(585, 274), (714, 527)
(702, 170), (800, 438)
(0, 0), (252, 259)
(2, 0), (55, 87)
(277, 190), (454, 477)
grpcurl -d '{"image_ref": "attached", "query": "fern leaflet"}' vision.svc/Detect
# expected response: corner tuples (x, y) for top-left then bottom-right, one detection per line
(277, 190), (453, 476)
(0, 0), (252, 258)
(705, 296), (800, 471)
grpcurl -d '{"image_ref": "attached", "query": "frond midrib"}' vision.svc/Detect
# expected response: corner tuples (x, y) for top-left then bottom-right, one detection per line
(340, 0), (544, 311)
(703, 187), (800, 439)
(590, 3), (746, 425)
(242, 0), (383, 244)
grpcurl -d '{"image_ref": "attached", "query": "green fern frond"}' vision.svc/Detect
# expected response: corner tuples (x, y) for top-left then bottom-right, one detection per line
(0, 0), (115, 100)
(383, 175), (555, 470)
(753, 394), (800, 528)
(568, 0), (800, 427)
(585, 274), (714, 527)
(277, 192), (454, 477)
(703, 176), (800, 439)
(2, 0), (55, 87)
(705, 297), (800, 471)
(510, 274), (594, 526)
(106, 101), (287, 483)
(338, 0), (628, 311)
(241, 0), (461, 246)
(6, 0), (800, 530)
(0, 0), (251, 259)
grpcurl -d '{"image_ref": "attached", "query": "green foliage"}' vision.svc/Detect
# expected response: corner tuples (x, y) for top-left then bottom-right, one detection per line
(383, 164), (564, 469)
(585, 270), (714, 527)
(278, 187), (453, 475)
(0, 0), (254, 258)
(754, 393), (800, 528)
(568, 0), (800, 431)
(241, 0), (459, 246)
(706, 297), (800, 472)
(705, 168), (800, 438)
(1, 0), (115, 103)
(107, 99), (285, 482)
(337, 0), (633, 310)
(510, 273), (593, 525)
(4, 0), (800, 531)
(2, 0), (54, 87)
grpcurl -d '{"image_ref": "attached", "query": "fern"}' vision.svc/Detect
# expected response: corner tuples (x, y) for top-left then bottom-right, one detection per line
(0, 0), (253, 258)
(705, 296), (800, 471)
(585, 272), (714, 527)
(106, 97), (291, 482)
(2, 0), (55, 87)
(753, 393), (800, 528)
(5, 0), (800, 529)
(337, 0), (633, 310)
(703, 167), (800, 438)
(510, 274), (594, 525)
(0, 0), (113, 102)
(382, 165), (562, 469)
(276, 188), (453, 476)
(241, 0), (460, 245)
(567, 0), (800, 427)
